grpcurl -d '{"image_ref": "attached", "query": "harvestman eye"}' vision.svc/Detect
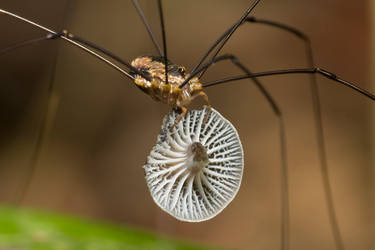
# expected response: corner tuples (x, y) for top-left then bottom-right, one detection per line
(144, 107), (243, 222)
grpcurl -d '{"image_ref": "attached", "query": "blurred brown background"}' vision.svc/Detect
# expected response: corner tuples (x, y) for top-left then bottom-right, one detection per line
(0, 0), (373, 249)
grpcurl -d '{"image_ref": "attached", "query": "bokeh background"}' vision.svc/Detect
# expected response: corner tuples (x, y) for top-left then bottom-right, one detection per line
(0, 0), (373, 249)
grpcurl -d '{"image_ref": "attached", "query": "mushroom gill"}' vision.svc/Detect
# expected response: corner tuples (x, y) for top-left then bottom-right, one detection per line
(144, 106), (244, 222)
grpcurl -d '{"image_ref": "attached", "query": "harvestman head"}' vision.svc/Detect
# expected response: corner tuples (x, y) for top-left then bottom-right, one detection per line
(1, 1), (375, 250)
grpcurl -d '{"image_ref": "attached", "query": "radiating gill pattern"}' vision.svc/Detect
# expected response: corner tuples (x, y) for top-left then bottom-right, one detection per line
(144, 106), (244, 222)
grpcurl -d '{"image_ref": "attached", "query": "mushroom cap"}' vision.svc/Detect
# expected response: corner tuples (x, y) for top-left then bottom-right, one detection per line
(144, 106), (244, 222)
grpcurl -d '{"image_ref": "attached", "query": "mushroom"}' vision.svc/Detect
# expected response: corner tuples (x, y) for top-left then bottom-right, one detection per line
(144, 106), (244, 222)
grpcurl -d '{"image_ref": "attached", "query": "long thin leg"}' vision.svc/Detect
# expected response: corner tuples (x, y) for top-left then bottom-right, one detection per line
(204, 67), (375, 101)
(191, 16), (305, 80)
(185, 52), (375, 102)
(219, 54), (289, 250)
(60, 31), (150, 80)
(0, 30), (151, 81)
(197, 53), (375, 249)
(306, 51), (346, 250)
(0, 9), (144, 80)
(13, 3), (68, 204)
(187, 14), (349, 247)
(248, 17), (344, 250)
(131, 0), (163, 56)
(224, 17), (345, 250)
(157, 0), (169, 85)
(15, 72), (60, 204)
(301, 38), (345, 250)
(247, 17), (308, 40)
(186, 16), (308, 85)
(0, 33), (60, 54)
(189, 0), (261, 76)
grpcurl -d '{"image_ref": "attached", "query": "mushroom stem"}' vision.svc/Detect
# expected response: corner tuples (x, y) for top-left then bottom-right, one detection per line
(186, 142), (209, 174)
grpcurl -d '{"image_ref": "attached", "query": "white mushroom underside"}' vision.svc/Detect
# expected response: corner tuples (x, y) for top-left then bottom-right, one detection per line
(144, 106), (244, 222)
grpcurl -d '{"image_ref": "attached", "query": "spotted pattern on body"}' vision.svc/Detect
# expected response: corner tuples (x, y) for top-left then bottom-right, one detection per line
(130, 56), (210, 124)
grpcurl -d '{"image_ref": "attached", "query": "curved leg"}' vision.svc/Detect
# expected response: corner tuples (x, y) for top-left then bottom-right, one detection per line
(203, 53), (289, 250)
(0, 9), (145, 81)
(191, 16), (346, 249)
(15, 79), (60, 204)
(196, 50), (374, 250)
(192, 91), (211, 124)
(156, 0), (169, 85)
(172, 106), (187, 128)
(190, 0), (261, 74)
(0, 33), (61, 54)
(11, 16), (65, 206)
(192, 16), (308, 79)
(131, 0), (163, 56)
(246, 17), (345, 250)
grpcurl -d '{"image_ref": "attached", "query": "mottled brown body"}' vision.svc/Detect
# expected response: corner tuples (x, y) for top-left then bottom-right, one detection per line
(130, 56), (210, 124)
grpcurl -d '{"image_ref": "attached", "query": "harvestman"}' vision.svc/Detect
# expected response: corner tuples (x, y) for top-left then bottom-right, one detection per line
(1, 0), (374, 250)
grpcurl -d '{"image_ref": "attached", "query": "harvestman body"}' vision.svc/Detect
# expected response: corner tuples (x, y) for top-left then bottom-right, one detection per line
(130, 56), (210, 124)
(1, 0), (375, 250)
